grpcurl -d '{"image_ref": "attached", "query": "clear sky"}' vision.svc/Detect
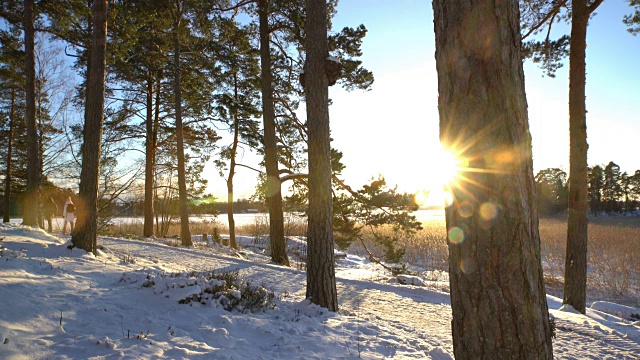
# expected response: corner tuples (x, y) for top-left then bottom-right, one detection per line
(205, 0), (640, 203)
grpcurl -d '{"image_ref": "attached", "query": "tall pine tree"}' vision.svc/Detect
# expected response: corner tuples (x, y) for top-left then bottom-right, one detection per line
(433, 0), (553, 357)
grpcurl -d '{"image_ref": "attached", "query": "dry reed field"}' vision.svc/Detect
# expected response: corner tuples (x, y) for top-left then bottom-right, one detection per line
(539, 217), (640, 305)
(98, 214), (640, 305)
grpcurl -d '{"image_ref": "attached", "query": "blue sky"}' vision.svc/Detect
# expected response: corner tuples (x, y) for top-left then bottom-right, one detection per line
(209, 1), (639, 201)
(322, 0), (640, 198)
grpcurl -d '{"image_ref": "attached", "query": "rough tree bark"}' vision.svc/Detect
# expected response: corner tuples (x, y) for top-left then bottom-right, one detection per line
(564, 0), (594, 315)
(153, 79), (161, 236)
(226, 122), (238, 249)
(305, 0), (338, 312)
(72, 0), (109, 254)
(433, 0), (553, 358)
(227, 72), (240, 250)
(3, 87), (15, 224)
(172, 2), (192, 246)
(143, 75), (155, 238)
(23, 0), (41, 227)
(258, 0), (289, 265)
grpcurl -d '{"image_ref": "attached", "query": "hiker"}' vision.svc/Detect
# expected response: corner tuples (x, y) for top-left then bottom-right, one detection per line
(42, 197), (58, 233)
(63, 197), (76, 235)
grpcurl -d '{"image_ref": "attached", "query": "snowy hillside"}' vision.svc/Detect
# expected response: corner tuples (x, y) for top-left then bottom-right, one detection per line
(0, 224), (638, 359)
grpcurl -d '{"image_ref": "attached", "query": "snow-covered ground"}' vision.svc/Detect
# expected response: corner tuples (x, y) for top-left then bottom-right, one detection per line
(0, 224), (638, 359)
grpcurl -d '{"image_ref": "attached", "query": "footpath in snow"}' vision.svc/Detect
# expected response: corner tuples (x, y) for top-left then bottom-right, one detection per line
(0, 224), (638, 359)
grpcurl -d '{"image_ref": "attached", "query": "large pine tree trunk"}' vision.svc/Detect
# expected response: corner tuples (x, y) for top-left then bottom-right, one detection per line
(258, 0), (289, 266)
(3, 87), (15, 224)
(143, 75), (155, 237)
(564, 0), (589, 315)
(173, 9), (192, 247)
(433, 0), (553, 358)
(72, 0), (109, 254)
(23, 0), (41, 227)
(305, 0), (338, 312)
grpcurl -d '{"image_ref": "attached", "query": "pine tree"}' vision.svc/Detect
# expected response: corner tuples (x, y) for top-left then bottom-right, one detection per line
(0, 26), (26, 223)
(602, 161), (623, 214)
(109, 0), (173, 238)
(23, 0), (41, 227)
(257, 0), (289, 265)
(304, 0), (337, 311)
(212, 18), (261, 250)
(71, 0), (109, 254)
(535, 168), (568, 215)
(433, 0), (553, 357)
(588, 165), (604, 216)
(333, 176), (422, 274)
(624, 0), (640, 35)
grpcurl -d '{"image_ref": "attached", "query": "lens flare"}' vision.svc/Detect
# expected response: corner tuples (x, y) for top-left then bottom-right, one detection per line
(480, 202), (498, 221)
(448, 227), (465, 244)
(459, 258), (477, 274)
(458, 201), (474, 218)
(435, 147), (465, 187)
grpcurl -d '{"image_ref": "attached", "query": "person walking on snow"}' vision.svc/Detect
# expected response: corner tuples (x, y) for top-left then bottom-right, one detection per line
(63, 196), (76, 235)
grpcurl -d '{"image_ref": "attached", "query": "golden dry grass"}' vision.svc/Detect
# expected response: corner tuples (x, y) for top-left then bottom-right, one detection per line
(350, 216), (640, 302)
(99, 214), (640, 303)
(99, 214), (308, 239)
(539, 217), (640, 302)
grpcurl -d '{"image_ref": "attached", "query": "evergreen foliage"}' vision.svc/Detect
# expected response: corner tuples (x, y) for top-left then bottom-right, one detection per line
(535, 163), (640, 216)
(333, 177), (422, 274)
(624, 0), (640, 35)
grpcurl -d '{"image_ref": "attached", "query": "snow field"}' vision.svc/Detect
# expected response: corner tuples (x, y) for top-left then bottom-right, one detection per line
(1, 223), (639, 359)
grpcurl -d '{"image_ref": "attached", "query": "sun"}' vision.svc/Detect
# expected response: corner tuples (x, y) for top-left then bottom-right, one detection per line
(435, 147), (464, 187)
(414, 145), (465, 207)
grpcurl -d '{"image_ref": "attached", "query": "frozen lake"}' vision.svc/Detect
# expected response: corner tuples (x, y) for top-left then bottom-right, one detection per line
(5, 209), (445, 230)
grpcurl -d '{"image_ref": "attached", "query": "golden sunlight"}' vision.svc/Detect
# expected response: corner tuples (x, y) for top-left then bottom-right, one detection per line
(414, 146), (464, 208)
(433, 147), (463, 187)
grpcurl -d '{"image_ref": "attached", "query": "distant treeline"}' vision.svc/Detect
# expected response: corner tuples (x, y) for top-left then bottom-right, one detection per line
(536, 162), (640, 216)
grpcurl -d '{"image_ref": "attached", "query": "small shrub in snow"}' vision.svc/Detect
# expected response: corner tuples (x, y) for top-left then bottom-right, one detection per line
(396, 274), (424, 286)
(212, 227), (222, 245)
(120, 253), (135, 264)
(122, 269), (275, 312)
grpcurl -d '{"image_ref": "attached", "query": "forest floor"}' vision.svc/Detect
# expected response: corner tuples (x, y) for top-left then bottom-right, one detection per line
(0, 223), (639, 359)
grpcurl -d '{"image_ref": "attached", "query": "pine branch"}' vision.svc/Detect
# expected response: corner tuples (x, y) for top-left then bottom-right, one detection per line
(521, 0), (569, 40)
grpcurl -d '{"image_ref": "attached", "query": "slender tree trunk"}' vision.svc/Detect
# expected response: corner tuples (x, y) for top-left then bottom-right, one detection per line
(23, 0), (41, 227)
(564, 0), (590, 315)
(433, 0), (553, 358)
(258, 0), (289, 265)
(3, 87), (15, 223)
(153, 78), (161, 235)
(173, 7), (192, 246)
(143, 75), (155, 237)
(36, 75), (44, 229)
(227, 74), (240, 250)
(305, 0), (338, 312)
(72, 0), (109, 254)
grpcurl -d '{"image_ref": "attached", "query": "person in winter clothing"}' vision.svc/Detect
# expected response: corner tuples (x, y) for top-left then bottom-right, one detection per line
(63, 197), (76, 235)
(42, 197), (58, 233)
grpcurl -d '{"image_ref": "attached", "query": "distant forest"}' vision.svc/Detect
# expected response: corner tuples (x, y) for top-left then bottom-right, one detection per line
(536, 162), (640, 216)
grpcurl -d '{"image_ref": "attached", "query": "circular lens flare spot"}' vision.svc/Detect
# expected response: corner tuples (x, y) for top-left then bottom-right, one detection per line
(459, 258), (477, 274)
(448, 227), (465, 244)
(264, 176), (281, 197)
(480, 202), (498, 221)
(458, 201), (474, 218)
